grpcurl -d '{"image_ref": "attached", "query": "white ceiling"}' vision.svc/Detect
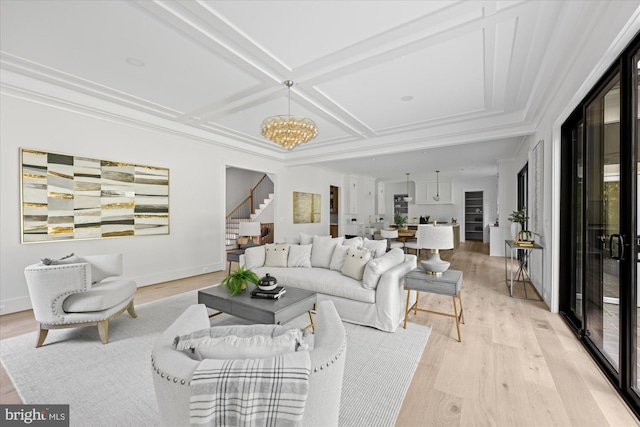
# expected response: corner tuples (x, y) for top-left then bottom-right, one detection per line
(1, 1), (639, 183)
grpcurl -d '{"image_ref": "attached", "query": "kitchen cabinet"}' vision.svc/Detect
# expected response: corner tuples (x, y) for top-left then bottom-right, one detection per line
(415, 180), (453, 204)
(348, 176), (358, 214)
(377, 182), (385, 214)
(394, 194), (408, 214)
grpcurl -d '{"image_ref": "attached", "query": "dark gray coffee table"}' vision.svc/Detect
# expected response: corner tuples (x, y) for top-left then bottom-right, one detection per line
(198, 285), (317, 327)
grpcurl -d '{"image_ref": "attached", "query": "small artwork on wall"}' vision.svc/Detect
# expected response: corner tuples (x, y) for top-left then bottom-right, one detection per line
(20, 148), (170, 243)
(293, 191), (321, 224)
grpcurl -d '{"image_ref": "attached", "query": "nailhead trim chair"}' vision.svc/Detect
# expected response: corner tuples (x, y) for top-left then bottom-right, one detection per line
(24, 254), (137, 348)
(151, 301), (347, 427)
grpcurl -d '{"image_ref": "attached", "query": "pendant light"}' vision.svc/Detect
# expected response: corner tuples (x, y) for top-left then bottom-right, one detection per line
(433, 170), (441, 202)
(404, 173), (413, 202)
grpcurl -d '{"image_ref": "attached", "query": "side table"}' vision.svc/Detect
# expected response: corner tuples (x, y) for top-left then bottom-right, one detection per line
(226, 249), (244, 274)
(403, 269), (464, 342)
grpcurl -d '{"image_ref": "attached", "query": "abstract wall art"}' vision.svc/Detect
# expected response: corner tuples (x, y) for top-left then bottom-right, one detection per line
(21, 148), (169, 243)
(293, 191), (321, 224)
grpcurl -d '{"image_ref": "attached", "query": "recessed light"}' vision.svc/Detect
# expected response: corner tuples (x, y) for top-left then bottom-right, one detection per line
(401, 96), (413, 102)
(125, 57), (145, 67)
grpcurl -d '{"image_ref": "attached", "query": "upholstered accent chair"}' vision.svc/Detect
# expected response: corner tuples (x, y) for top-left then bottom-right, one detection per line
(380, 229), (405, 251)
(151, 301), (347, 427)
(24, 254), (137, 348)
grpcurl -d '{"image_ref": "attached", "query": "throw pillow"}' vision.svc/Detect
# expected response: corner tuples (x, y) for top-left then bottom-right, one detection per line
(364, 237), (387, 258)
(244, 246), (266, 270)
(288, 244), (312, 268)
(264, 243), (290, 267)
(284, 234), (301, 245)
(362, 248), (405, 289)
(342, 236), (363, 248)
(329, 244), (350, 271)
(311, 235), (344, 268)
(341, 247), (371, 281)
(40, 253), (78, 265)
(299, 232), (316, 245)
(174, 324), (307, 361)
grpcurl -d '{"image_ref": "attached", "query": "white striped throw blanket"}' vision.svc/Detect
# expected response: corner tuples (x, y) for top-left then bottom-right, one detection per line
(190, 351), (311, 426)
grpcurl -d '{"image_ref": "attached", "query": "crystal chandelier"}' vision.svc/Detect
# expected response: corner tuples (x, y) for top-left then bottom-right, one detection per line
(260, 80), (318, 150)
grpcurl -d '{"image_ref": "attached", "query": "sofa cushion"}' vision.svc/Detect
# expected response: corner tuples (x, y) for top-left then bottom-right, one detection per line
(329, 244), (349, 271)
(362, 248), (405, 290)
(342, 247), (371, 281)
(364, 237), (387, 258)
(174, 324), (306, 361)
(252, 266), (376, 304)
(311, 236), (344, 269)
(288, 244), (312, 268)
(299, 232), (315, 245)
(265, 243), (290, 267)
(284, 234), (301, 245)
(62, 278), (136, 312)
(343, 236), (363, 248)
(244, 246), (266, 269)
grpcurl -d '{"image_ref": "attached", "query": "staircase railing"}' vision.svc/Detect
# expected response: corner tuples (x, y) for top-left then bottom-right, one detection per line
(249, 174), (272, 213)
(225, 174), (274, 246)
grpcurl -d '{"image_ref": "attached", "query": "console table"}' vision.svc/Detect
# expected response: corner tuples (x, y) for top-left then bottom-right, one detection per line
(504, 240), (543, 300)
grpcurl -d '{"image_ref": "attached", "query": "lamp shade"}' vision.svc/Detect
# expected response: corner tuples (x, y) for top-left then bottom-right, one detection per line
(416, 224), (454, 250)
(238, 222), (261, 237)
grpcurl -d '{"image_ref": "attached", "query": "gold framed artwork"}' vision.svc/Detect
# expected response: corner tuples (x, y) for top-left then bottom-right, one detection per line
(20, 148), (170, 243)
(293, 191), (321, 224)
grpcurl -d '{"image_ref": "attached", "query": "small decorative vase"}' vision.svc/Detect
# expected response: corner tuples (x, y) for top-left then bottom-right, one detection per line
(510, 222), (520, 241)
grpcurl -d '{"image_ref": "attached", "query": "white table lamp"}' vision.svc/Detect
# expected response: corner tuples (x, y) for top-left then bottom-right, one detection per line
(238, 222), (261, 245)
(417, 224), (454, 275)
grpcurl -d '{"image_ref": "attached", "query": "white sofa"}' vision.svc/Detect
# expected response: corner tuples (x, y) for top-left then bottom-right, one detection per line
(239, 236), (417, 332)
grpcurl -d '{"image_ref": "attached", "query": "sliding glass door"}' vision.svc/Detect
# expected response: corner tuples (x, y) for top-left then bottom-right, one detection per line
(560, 35), (639, 416)
(584, 75), (622, 371)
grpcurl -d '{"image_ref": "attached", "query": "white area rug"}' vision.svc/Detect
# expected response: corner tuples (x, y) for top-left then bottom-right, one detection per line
(1, 290), (431, 427)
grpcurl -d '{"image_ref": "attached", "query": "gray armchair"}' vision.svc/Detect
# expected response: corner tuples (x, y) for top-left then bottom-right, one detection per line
(151, 301), (347, 427)
(24, 254), (137, 347)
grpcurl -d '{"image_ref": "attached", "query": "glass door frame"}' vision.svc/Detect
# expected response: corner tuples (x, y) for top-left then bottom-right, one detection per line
(559, 33), (640, 417)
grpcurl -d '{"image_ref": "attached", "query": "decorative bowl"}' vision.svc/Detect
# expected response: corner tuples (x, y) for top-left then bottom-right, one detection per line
(258, 273), (278, 291)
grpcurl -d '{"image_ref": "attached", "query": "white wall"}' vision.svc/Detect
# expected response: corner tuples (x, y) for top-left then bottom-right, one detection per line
(0, 93), (345, 314)
(273, 166), (345, 241)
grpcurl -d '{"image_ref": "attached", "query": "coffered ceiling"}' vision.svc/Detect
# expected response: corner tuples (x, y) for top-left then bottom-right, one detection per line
(1, 1), (639, 182)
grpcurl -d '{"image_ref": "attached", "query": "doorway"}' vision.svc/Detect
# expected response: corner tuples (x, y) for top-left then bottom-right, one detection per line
(330, 186), (339, 237)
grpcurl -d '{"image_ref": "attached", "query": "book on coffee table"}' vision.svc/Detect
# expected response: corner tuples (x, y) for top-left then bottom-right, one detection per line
(251, 286), (286, 299)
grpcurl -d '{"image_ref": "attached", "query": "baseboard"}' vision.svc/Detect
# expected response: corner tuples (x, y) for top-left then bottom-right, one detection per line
(131, 262), (225, 287)
(0, 295), (33, 315)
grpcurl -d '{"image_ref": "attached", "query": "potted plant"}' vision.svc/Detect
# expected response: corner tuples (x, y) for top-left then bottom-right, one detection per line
(220, 264), (259, 296)
(508, 207), (530, 241)
(393, 212), (408, 230)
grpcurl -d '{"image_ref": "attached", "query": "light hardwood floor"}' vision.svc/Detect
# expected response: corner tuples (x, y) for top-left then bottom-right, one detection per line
(1, 242), (639, 426)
